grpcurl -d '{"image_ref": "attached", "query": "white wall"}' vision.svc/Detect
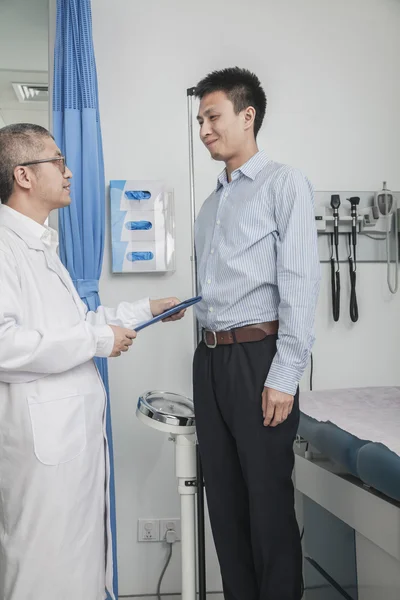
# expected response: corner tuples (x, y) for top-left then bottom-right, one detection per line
(92, 0), (400, 595)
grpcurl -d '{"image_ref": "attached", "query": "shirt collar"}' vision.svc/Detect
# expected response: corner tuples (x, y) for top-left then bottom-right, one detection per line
(216, 150), (269, 190)
(0, 204), (58, 250)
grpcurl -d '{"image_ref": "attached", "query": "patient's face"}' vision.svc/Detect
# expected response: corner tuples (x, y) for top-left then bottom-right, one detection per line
(197, 90), (247, 163)
(33, 137), (73, 211)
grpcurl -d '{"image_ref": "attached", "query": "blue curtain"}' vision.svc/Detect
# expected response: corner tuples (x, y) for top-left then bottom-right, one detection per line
(52, 1), (118, 598)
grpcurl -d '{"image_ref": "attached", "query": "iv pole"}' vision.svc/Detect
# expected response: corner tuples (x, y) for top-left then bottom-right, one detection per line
(187, 85), (207, 600)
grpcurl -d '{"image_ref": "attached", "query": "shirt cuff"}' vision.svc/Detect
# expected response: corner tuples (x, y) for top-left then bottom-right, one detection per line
(93, 325), (115, 358)
(265, 361), (300, 396)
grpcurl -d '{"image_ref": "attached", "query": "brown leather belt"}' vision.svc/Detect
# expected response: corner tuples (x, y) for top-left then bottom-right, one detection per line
(203, 321), (279, 348)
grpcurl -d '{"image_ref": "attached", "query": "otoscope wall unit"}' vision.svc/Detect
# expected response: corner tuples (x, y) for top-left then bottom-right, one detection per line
(315, 188), (399, 264)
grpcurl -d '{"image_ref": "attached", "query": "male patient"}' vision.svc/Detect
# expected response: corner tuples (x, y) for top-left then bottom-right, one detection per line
(0, 123), (184, 600)
(193, 68), (320, 599)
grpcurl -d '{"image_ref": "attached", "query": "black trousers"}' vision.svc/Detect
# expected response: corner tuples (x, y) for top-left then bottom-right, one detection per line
(193, 335), (302, 600)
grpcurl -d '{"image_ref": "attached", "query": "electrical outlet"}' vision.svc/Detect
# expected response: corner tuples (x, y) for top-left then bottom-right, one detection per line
(138, 519), (159, 542)
(159, 518), (181, 542)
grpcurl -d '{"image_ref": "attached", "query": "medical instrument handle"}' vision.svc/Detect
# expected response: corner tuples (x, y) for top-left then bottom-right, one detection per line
(330, 257), (340, 322)
(330, 195), (340, 247)
(348, 197), (360, 247)
(349, 262), (359, 322)
(347, 199), (359, 322)
(334, 217), (339, 247)
(347, 231), (359, 322)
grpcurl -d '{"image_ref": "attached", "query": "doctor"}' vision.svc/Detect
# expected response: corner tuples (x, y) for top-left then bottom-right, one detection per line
(0, 123), (184, 600)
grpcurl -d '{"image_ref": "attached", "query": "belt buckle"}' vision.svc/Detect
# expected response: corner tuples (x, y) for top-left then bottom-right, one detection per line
(204, 330), (217, 349)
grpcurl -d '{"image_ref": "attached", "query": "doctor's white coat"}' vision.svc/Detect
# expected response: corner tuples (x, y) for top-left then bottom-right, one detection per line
(0, 204), (152, 600)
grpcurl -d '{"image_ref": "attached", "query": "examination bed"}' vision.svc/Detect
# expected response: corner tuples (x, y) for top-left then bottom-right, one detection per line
(295, 387), (400, 600)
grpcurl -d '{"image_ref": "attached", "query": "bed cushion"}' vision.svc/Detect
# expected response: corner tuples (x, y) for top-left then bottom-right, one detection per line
(298, 412), (368, 478)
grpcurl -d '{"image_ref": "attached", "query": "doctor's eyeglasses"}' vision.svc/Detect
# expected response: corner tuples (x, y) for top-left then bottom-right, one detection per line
(17, 156), (67, 174)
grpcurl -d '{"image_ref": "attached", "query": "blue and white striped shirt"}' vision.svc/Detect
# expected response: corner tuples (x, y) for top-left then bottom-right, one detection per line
(194, 150), (321, 396)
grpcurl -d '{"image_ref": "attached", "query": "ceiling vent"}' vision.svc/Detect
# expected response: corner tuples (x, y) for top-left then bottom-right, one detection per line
(12, 83), (48, 103)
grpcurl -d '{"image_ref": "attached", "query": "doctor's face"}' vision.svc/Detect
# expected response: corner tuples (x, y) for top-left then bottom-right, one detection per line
(32, 138), (73, 210)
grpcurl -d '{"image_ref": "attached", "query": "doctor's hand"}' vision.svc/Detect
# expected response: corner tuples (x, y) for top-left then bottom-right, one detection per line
(109, 325), (136, 357)
(149, 297), (186, 322)
(262, 387), (293, 427)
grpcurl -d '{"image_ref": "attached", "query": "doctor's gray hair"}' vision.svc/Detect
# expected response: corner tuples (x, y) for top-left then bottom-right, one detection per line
(0, 123), (54, 204)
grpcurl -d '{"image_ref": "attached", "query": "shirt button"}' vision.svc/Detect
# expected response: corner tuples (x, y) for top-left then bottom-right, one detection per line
(210, 249), (214, 254)
(216, 220), (220, 225)
(209, 307), (214, 312)
(207, 279), (211, 284)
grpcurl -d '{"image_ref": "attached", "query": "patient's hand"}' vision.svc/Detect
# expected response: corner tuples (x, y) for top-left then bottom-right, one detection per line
(262, 387), (293, 427)
(149, 297), (186, 322)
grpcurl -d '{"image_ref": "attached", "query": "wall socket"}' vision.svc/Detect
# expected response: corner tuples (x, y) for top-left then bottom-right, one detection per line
(137, 518), (181, 542)
(160, 518), (181, 542)
(138, 519), (159, 542)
